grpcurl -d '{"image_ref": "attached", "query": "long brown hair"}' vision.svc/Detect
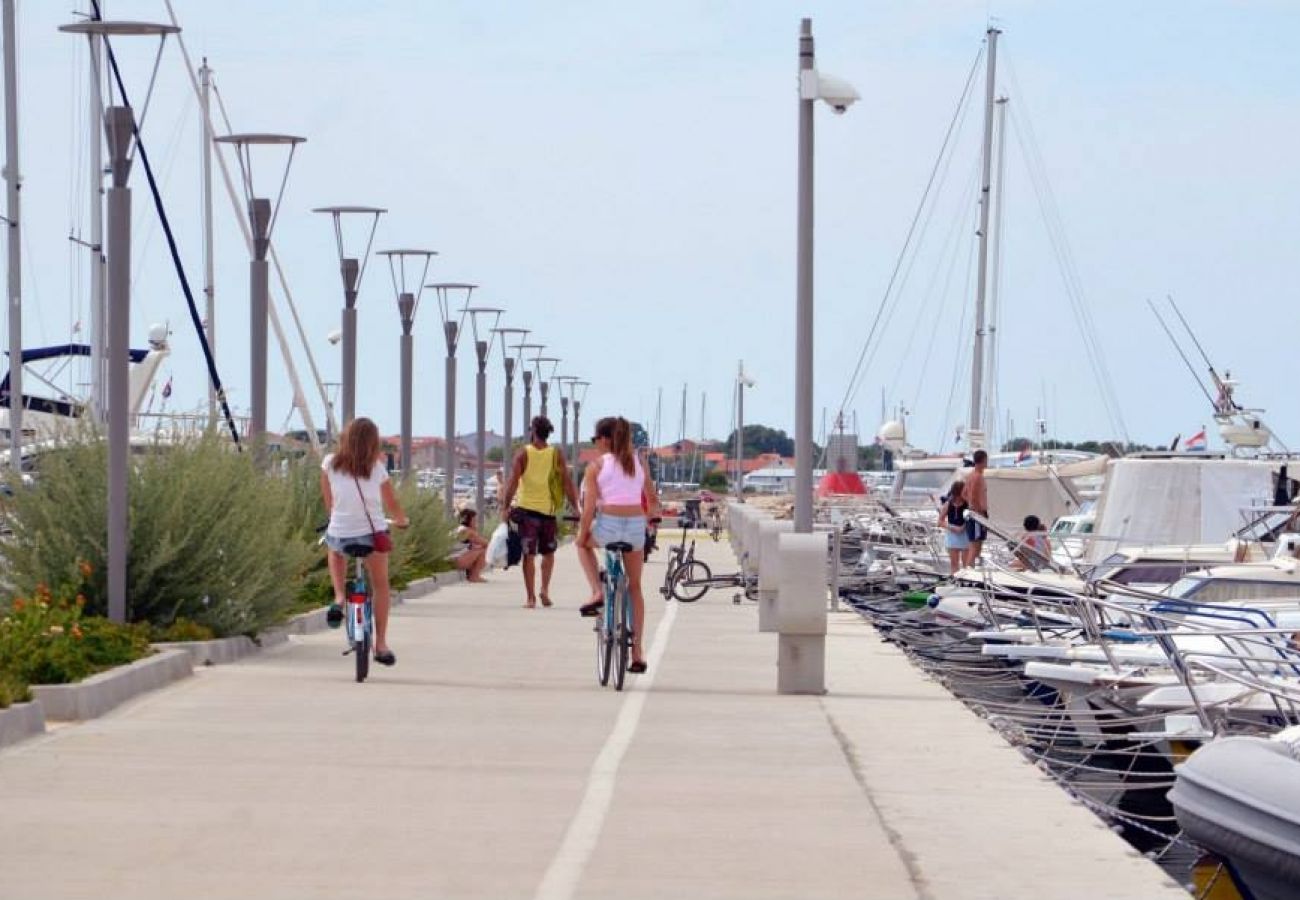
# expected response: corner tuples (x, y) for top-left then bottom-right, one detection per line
(595, 416), (636, 477)
(332, 417), (381, 478)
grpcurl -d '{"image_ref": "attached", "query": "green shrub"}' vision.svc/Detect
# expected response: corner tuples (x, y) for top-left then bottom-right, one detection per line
(0, 670), (29, 708)
(0, 434), (314, 637)
(389, 481), (456, 583)
(0, 587), (151, 692)
(150, 617), (216, 643)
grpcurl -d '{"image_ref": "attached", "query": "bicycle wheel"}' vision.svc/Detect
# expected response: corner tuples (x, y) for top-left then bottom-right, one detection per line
(596, 606), (613, 686)
(613, 579), (630, 692)
(671, 560), (712, 602)
(355, 631), (370, 683)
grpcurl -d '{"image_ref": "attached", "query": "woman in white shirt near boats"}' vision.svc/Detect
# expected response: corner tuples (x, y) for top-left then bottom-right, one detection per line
(320, 417), (409, 666)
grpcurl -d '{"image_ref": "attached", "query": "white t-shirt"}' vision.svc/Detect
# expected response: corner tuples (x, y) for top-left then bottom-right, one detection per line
(322, 453), (389, 539)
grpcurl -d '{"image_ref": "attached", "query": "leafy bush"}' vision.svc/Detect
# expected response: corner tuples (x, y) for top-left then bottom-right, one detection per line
(0, 586), (151, 696)
(389, 480), (456, 584)
(700, 469), (729, 491)
(150, 617), (216, 643)
(0, 434), (313, 636)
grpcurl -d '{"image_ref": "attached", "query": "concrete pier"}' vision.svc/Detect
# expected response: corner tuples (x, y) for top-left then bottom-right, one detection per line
(0, 538), (1186, 899)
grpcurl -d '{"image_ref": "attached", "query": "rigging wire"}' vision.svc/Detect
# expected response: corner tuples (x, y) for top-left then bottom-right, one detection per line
(936, 232), (979, 450)
(1003, 51), (1131, 444)
(1146, 298), (1216, 408)
(89, 0), (242, 449)
(888, 154), (981, 406)
(834, 46), (985, 421)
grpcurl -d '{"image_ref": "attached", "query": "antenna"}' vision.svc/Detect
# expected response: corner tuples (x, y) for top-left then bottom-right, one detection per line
(1168, 295), (1238, 412)
(1147, 298), (1216, 409)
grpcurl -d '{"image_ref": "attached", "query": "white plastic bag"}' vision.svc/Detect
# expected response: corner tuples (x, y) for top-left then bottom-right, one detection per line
(486, 522), (509, 570)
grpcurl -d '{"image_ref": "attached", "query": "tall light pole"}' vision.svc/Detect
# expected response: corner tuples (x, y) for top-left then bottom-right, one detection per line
(571, 379), (590, 483)
(461, 305), (503, 515)
(556, 375), (574, 470)
(793, 17), (857, 532)
(493, 328), (530, 484)
(3, 0), (20, 472)
(378, 250), (436, 475)
(512, 342), (544, 439)
(734, 360), (755, 501)
(533, 356), (560, 419)
(428, 282), (476, 518)
(59, 18), (181, 623)
(214, 132), (305, 449)
(314, 206), (386, 433)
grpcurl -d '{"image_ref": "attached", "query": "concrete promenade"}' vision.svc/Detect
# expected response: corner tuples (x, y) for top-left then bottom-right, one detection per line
(0, 537), (1187, 900)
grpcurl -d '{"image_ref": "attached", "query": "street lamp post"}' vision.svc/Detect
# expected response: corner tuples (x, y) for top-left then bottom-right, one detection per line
(793, 17), (857, 532)
(533, 356), (560, 418)
(734, 360), (755, 501)
(571, 379), (590, 483)
(214, 132), (306, 449)
(59, 18), (181, 624)
(512, 342), (544, 438)
(378, 250), (436, 476)
(428, 282), (477, 518)
(461, 305), (504, 516)
(313, 206), (386, 433)
(493, 328), (530, 484)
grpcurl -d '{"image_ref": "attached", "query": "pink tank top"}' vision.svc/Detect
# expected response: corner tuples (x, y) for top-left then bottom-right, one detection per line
(597, 453), (643, 505)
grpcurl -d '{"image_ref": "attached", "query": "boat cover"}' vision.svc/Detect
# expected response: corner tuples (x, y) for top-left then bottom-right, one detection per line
(1170, 736), (1300, 900)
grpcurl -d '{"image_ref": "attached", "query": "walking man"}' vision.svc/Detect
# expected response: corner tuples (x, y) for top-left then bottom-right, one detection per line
(964, 448), (990, 565)
(501, 416), (580, 608)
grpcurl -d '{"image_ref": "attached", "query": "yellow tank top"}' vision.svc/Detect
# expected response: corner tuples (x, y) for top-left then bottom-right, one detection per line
(517, 444), (558, 514)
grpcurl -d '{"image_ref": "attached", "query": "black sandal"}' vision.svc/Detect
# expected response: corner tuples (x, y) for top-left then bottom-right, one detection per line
(374, 649), (397, 666)
(628, 660), (647, 674)
(579, 599), (603, 617)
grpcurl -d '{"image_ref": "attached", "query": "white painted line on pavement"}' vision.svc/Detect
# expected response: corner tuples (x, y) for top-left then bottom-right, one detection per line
(533, 598), (680, 900)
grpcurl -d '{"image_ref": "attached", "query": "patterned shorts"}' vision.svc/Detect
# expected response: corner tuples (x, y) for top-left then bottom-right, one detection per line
(511, 508), (557, 556)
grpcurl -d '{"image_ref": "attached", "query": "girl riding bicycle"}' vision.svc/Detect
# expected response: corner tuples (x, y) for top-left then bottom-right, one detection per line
(576, 416), (660, 672)
(321, 417), (409, 666)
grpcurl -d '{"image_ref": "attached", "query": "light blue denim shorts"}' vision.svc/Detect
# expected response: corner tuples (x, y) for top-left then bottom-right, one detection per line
(944, 529), (970, 551)
(593, 513), (647, 550)
(325, 531), (385, 553)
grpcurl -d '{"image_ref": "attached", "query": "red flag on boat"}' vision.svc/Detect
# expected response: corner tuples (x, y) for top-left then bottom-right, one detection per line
(1186, 428), (1207, 451)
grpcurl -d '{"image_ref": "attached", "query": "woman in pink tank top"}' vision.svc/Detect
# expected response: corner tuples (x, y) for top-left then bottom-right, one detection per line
(576, 416), (661, 672)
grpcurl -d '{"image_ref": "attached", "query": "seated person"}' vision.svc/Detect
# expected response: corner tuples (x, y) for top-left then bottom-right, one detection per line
(453, 508), (490, 582)
(1011, 515), (1052, 571)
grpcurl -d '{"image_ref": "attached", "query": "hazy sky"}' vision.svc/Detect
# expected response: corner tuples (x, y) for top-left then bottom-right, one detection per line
(10, 1), (1300, 452)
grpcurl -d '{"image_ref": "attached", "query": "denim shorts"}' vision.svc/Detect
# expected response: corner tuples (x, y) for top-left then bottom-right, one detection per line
(593, 513), (647, 550)
(325, 531), (385, 553)
(944, 529), (970, 551)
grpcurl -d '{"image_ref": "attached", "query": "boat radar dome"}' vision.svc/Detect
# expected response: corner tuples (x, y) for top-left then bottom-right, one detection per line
(877, 420), (907, 452)
(147, 323), (169, 350)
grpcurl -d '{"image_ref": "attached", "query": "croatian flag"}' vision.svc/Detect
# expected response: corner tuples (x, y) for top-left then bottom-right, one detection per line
(1186, 428), (1207, 452)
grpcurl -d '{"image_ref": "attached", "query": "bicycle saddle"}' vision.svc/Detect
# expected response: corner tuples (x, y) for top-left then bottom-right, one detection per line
(604, 541), (635, 552)
(342, 543), (375, 558)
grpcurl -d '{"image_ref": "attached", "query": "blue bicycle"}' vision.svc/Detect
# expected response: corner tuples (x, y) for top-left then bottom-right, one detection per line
(340, 542), (375, 683)
(595, 538), (635, 690)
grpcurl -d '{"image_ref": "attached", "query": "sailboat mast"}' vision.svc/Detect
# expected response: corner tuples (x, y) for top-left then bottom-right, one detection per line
(983, 95), (1009, 447)
(200, 59), (216, 424)
(967, 26), (1000, 444)
(2, 0), (19, 470)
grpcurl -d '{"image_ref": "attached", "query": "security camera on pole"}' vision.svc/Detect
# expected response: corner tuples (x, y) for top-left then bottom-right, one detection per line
(782, 18), (857, 695)
(213, 132), (306, 450)
(59, 18), (181, 623)
(313, 206), (387, 433)
(460, 305), (504, 516)
(428, 282), (477, 519)
(793, 17), (857, 533)
(377, 250), (437, 476)
(492, 328), (531, 484)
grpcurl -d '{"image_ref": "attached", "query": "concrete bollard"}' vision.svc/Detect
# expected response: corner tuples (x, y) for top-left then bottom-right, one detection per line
(757, 519), (794, 633)
(740, 508), (768, 580)
(728, 501), (750, 556)
(776, 532), (829, 695)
